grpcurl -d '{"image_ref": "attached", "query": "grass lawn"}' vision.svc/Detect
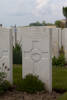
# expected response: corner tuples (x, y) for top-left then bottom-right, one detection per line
(53, 66), (67, 92)
(13, 65), (67, 91)
(52, 66), (67, 100)
(13, 65), (67, 99)
(13, 64), (22, 90)
(57, 92), (67, 100)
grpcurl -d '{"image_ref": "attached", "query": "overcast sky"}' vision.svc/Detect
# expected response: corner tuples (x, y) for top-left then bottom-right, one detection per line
(0, 0), (67, 26)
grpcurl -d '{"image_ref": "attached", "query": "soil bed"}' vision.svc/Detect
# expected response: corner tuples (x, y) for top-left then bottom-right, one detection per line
(0, 90), (61, 100)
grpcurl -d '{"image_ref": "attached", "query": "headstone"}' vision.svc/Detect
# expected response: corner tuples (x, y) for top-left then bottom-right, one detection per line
(0, 28), (13, 84)
(62, 28), (67, 61)
(22, 27), (52, 92)
(52, 28), (60, 58)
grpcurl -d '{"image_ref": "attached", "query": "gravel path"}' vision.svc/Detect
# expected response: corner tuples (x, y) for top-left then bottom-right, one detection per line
(0, 90), (60, 100)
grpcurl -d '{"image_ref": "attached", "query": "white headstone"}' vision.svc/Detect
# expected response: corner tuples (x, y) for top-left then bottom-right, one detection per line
(0, 28), (13, 84)
(52, 28), (59, 58)
(22, 27), (52, 92)
(62, 28), (67, 61)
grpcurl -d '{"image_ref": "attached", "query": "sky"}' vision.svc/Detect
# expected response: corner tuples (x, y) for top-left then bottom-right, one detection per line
(0, 0), (67, 26)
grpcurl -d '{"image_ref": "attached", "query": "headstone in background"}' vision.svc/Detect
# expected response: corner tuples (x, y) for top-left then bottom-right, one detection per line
(0, 28), (13, 84)
(62, 28), (67, 61)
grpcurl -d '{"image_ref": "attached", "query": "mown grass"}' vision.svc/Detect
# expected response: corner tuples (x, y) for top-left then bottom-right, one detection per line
(53, 66), (67, 92)
(13, 65), (67, 92)
(13, 64), (22, 87)
(13, 65), (67, 99)
(57, 92), (67, 100)
(52, 66), (67, 100)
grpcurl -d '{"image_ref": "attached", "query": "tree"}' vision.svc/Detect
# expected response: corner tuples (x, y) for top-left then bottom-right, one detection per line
(46, 23), (54, 26)
(29, 21), (53, 26)
(63, 7), (67, 27)
(55, 20), (64, 28)
(42, 21), (46, 26)
(29, 21), (42, 26)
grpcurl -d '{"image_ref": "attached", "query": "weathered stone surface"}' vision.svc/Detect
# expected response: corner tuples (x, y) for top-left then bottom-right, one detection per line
(22, 27), (52, 92)
(0, 28), (13, 83)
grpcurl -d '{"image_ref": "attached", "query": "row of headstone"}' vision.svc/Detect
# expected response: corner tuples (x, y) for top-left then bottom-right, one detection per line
(0, 28), (13, 83)
(0, 27), (52, 93)
(51, 28), (67, 61)
(13, 27), (67, 60)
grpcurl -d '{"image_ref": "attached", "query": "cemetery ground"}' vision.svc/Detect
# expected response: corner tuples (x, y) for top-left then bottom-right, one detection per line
(1, 65), (67, 100)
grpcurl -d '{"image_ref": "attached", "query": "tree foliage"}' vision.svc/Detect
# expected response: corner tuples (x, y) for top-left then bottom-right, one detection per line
(29, 21), (45, 26)
(55, 20), (64, 28)
(29, 21), (54, 26)
(63, 7), (67, 18)
(63, 7), (67, 27)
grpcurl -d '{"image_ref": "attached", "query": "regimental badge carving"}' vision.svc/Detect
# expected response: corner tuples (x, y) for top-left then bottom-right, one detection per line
(31, 49), (41, 62)
(24, 40), (48, 63)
